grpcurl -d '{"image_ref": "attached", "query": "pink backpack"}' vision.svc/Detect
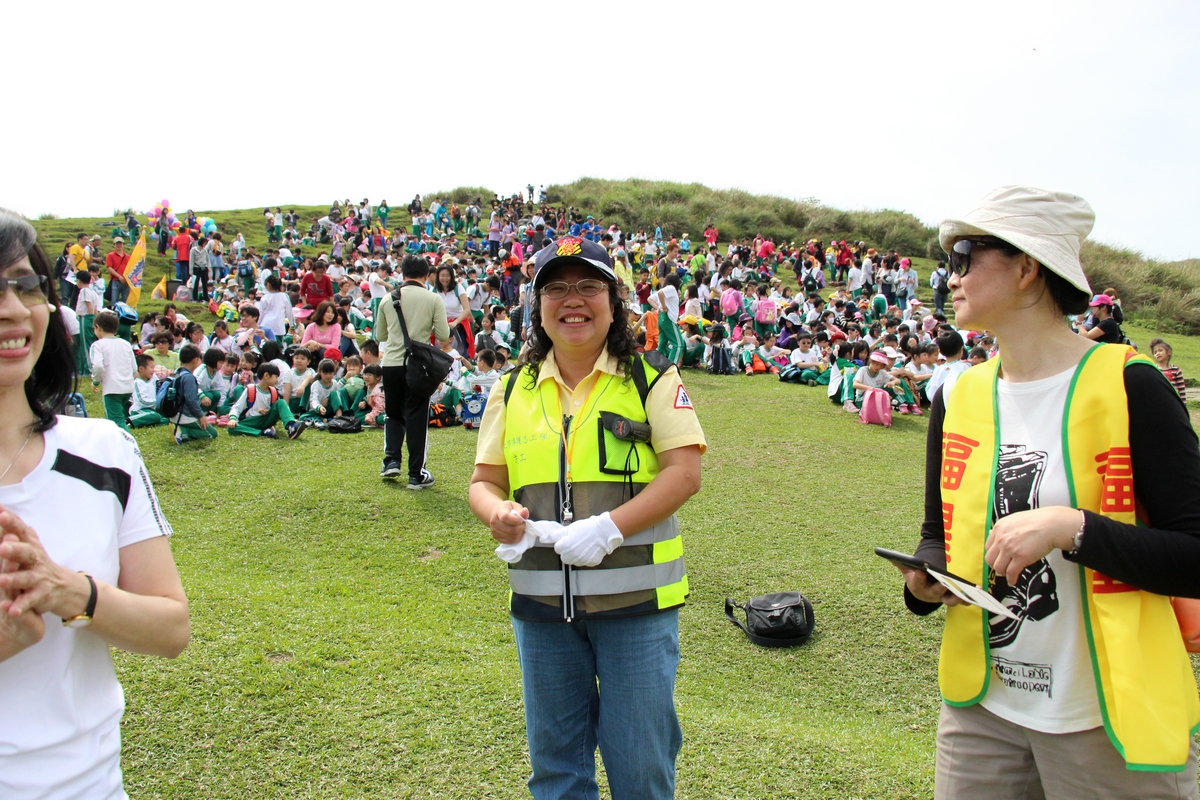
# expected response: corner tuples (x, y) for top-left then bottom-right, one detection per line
(858, 387), (892, 427)
(720, 288), (741, 316)
(755, 299), (777, 324)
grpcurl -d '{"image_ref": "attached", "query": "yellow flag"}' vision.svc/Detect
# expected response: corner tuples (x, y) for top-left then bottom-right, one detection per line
(123, 233), (147, 308)
(150, 274), (168, 300)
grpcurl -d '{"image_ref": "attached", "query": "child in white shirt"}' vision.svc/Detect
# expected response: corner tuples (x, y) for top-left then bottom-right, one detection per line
(282, 349), (318, 414)
(128, 353), (166, 428)
(88, 310), (137, 429)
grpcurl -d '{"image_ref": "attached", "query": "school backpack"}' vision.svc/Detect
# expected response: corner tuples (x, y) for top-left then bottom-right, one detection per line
(858, 387), (893, 427)
(755, 300), (777, 325)
(113, 302), (138, 326)
(461, 391), (488, 429)
(237, 260), (253, 277)
(244, 385), (279, 407)
(778, 365), (804, 383)
(720, 288), (741, 317)
(326, 415), (362, 433)
(155, 373), (185, 419)
(803, 271), (818, 294)
(935, 269), (950, 295)
(707, 344), (736, 375)
(428, 403), (461, 428)
(64, 392), (88, 418)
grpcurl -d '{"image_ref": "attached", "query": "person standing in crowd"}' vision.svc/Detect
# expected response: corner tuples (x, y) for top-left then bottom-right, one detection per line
(897, 186), (1200, 798)
(104, 237), (130, 307)
(300, 260), (334, 308)
(1082, 294), (1123, 343)
(469, 237), (705, 800)
(171, 225), (193, 284)
(0, 208), (190, 798)
(373, 254), (450, 488)
(1149, 337), (1186, 401)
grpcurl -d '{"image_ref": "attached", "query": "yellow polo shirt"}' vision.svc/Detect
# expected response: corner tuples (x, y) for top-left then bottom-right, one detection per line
(475, 348), (706, 467)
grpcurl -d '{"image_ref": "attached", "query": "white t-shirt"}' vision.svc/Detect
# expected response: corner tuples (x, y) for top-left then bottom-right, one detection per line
(651, 285), (680, 323)
(789, 347), (821, 366)
(926, 359), (971, 402)
(0, 418), (172, 799)
(981, 366), (1102, 734)
(369, 273), (391, 300)
(256, 291), (293, 337)
(439, 290), (465, 320)
(281, 367), (315, 398)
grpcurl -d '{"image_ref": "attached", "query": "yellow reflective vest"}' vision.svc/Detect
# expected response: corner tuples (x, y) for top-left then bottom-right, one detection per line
(939, 344), (1200, 771)
(502, 353), (688, 621)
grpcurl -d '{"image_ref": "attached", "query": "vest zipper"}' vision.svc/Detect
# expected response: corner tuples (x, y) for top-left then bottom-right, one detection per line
(560, 414), (575, 621)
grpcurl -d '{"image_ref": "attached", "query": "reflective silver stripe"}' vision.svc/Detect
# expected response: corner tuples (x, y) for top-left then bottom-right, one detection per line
(623, 516), (678, 547)
(508, 568), (570, 596)
(524, 515), (678, 549)
(574, 558), (685, 596)
(508, 557), (685, 598)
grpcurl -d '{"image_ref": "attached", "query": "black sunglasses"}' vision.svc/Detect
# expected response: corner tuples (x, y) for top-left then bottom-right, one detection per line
(948, 238), (1011, 277)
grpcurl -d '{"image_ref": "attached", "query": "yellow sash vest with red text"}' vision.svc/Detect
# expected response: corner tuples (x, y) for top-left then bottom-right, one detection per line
(940, 343), (1200, 771)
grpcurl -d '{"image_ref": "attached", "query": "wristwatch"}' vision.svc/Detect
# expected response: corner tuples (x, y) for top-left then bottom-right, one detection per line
(61, 573), (97, 629)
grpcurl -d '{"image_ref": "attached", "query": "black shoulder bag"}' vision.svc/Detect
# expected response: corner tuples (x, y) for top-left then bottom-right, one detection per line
(391, 285), (454, 398)
(725, 592), (815, 648)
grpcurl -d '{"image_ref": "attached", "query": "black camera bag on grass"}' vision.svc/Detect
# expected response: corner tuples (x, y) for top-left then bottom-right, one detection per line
(725, 592), (815, 648)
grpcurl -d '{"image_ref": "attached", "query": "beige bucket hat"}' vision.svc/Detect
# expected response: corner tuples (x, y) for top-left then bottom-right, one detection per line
(938, 185), (1095, 293)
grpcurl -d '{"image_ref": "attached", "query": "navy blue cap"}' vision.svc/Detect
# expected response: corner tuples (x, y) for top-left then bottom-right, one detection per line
(532, 236), (617, 290)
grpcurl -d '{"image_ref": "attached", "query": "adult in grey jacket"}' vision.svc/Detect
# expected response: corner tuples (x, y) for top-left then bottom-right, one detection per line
(189, 236), (211, 301)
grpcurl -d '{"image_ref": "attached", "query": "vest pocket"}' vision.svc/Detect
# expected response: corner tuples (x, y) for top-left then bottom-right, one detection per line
(597, 413), (641, 476)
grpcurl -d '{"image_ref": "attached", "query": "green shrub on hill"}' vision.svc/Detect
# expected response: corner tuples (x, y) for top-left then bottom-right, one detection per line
(543, 177), (940, 257)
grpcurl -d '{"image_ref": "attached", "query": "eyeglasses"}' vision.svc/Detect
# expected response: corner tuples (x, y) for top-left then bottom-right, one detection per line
(948, 238), (1008, 277)
(0, 274), (50, 307)
(540, 279), (607, 299)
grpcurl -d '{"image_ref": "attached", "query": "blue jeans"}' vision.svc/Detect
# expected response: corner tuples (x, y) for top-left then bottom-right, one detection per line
(176, 260), (189, 282)
(512, 609), (682, 800)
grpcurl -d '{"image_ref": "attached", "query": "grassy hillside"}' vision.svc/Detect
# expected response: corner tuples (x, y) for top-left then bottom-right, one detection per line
(545, 177), (940, 258)
(26, 181), (1200, 333)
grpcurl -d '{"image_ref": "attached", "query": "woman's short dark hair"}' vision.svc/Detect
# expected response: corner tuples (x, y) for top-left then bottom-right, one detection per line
(1041, 266), (1091, 316)
(517, 275), (637, 387)
(0, 209), (73, 431)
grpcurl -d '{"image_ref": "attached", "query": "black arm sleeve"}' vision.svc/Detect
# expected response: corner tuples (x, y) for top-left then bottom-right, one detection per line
(1063, 363), (1200, 597)
(905, 386), (949, 616)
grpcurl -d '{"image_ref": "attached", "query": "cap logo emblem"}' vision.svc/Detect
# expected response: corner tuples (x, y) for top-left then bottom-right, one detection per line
(556, 237), (583, 257)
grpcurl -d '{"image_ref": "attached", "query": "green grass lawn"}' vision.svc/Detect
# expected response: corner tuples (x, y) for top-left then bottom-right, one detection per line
(109, 372), (944, 799)
(33, 209), (1200, 797)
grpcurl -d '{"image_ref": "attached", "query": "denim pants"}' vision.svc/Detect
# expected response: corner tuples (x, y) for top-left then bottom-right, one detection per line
(512, 609), (682, 800)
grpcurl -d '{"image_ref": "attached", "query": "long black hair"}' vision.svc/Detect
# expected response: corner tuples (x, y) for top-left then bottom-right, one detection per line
(517, 274), (638, 389)
(0, 209), (74, 431)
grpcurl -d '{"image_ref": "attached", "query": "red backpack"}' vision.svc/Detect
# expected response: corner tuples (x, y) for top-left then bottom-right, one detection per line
(245, 385), (279, 406)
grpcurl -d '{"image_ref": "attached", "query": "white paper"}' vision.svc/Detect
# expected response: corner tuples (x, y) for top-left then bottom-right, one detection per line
(928, 570), (1020, 621)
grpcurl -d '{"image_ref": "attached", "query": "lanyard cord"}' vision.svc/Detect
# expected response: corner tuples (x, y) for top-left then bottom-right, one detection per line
(546, 376), (608, 481)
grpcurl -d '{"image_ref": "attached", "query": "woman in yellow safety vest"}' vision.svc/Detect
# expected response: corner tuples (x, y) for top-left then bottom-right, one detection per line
(898, 186), (1200, 798)
(469, 235), (706, 800)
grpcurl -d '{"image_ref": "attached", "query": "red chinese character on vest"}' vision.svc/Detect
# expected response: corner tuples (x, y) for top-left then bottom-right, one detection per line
(941, 433), (980, 491)
(1095, 448), (1135, 514)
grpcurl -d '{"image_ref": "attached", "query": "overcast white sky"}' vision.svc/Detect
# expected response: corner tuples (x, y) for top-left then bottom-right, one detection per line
(5, 1), (1197, 261)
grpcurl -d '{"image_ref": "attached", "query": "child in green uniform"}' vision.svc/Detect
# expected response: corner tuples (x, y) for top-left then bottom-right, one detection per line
(129, 354), (168, 428)
(227, 363), (305, 439)
(281, 348), (317, 415)
(88, 310), (136, 429)
(300, 359), (344, 424)
(337, 355), (366, 413)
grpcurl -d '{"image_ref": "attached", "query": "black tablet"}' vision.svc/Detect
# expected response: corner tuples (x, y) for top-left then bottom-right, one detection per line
(874, 547), (971, 585)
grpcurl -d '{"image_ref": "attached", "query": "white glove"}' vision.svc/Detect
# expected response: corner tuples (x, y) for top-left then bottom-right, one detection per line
(494, 515), (569, 563)
(553, 512), (624, 567)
